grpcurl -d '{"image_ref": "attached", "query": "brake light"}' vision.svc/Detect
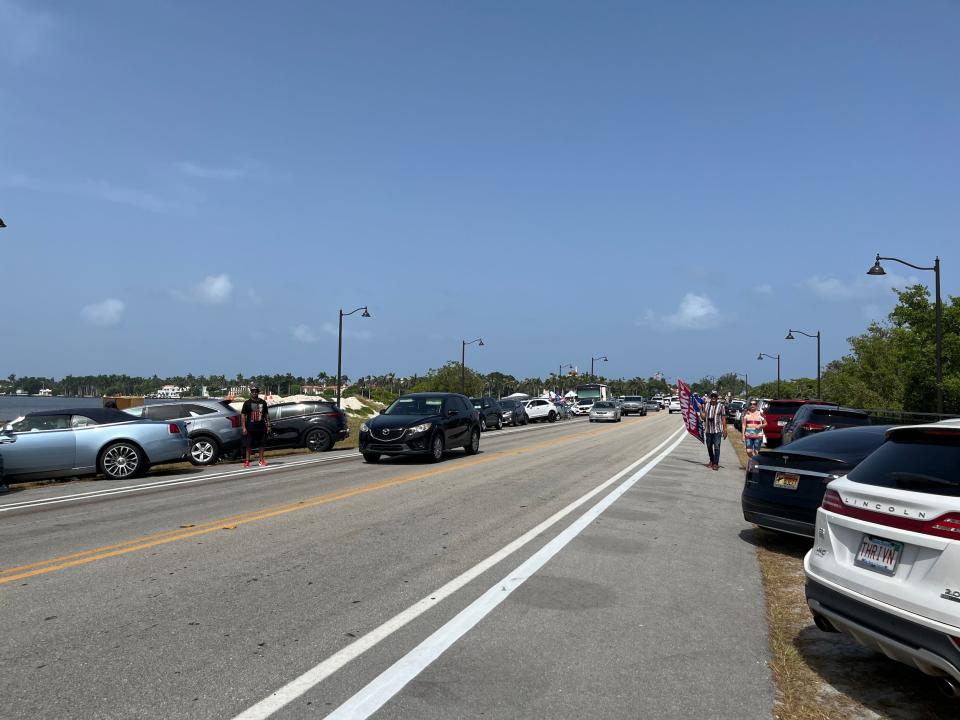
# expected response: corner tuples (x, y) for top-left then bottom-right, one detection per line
(169, 423), (181, 434)
(228, 415), (241, 428)
(822, 489), (844, 512)
(820, 491), (960, 541)
(322, 411), (340, 418)
(801, 423), (827, 431)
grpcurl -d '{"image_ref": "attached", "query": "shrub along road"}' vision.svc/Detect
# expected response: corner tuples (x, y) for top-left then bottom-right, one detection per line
(1, 412), (772, 719)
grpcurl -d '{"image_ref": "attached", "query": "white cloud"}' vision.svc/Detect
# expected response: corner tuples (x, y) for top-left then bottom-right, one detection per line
(666, 293), (720, 329)
(291, 324), (319, 343)
(322, 321), (372, 340)
(82, 298), (124, 326)
(754, 283), (773, 295)
(0, 0), (55, 64)
(176, 161), (250, 181)
(2, 173), (186, 213)
(195, 274), (233, 304)
(803, 271), (920, 301)
(637, 293), (722, 331)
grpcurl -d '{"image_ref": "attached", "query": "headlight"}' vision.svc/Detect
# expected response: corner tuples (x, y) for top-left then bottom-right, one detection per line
(408, 422), (432, 435)
(360, 423), (369, 433)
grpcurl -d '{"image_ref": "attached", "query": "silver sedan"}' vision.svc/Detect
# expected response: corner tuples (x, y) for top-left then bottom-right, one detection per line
(0, 407), (189, 483)
(589, 401), (622, 423)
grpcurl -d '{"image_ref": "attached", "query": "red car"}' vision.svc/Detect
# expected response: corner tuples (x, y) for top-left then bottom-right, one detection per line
(761, 399), (837, 447)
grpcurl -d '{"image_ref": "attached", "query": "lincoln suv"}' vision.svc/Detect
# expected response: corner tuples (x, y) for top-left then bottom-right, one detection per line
(359, 393), (481, 463)
(804, 420), (960, 696)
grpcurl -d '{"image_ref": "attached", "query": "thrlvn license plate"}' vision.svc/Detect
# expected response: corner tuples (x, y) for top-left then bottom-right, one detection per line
(773, 472), (800, 490)
(854, 535), (903, 576)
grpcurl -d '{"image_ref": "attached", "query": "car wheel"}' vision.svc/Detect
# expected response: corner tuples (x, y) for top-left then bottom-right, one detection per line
(547, 411), (556, 423)
(304, 428), (333, 452)
(495, 416), (503, 430)
(429, 433), (444, 462)
(100, 442), (145, 480)
(189, 436), (220, 466)
(522, 413), (529, 425)
(362, 452), (380, 463)
(464, 428), (480, 455)
(479, 416), (487, 432)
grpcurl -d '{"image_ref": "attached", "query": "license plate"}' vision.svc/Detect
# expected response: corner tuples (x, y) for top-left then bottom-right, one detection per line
(773, 472), (800, 490)
(778, 419), (787, 426)
(854, 535), (903, 576)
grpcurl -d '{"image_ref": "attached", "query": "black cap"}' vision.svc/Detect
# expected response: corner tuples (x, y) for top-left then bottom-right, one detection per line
(710, 390), (718, 397)
(250, 386), (260, 392)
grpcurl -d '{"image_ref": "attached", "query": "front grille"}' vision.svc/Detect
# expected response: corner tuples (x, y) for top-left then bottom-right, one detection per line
(374, 427), (405, 441)
(369, 443), (404, 452)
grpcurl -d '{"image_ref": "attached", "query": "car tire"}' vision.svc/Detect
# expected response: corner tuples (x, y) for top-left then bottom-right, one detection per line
(547, 411), (556, 423)
(362, 452), (380, 463)
(522, 414), (529, 425)
(429, 433), (444, 463)
(495, 416), (503, 430)
(464, 428), (480, 455)
(100, 441), (145, 480)
(304, 428), (333, 452)
(188, 435), (220, 466)
(479, 416), (487, 432)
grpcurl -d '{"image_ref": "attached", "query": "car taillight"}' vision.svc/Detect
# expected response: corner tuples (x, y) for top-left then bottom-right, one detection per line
(821, 489), (845, 512)
(229, 415), (241, 428)
(169, 423), (181, 434)
(802, 423), (827, 431)
(951, 636), (960, 652)
(322, 411), (340, 418)
(929, 516), (960, 539)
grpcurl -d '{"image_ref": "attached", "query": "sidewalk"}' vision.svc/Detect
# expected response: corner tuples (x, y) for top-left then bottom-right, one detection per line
(386, 432), (774, 719)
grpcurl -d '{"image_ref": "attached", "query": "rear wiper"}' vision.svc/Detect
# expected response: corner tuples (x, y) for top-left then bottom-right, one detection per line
(891, 472), (956, 488)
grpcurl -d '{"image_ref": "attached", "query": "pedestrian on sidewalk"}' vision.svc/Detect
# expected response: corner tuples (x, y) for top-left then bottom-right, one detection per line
(700, 390), (727, 470)
(241, 386), (271, 468)
(742, 399), (766, 458)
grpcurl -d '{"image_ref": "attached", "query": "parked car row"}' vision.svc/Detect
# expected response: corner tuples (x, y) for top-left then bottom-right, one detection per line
(742, 411), (960, 697)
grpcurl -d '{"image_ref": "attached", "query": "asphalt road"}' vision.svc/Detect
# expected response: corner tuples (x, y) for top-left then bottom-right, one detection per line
(0, 412), (773, 719)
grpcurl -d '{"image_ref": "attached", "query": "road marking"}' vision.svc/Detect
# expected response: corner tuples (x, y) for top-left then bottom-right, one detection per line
(0, 421), (628, 584)
(0, 417), (596, 513)
(231, 425), (686, 720)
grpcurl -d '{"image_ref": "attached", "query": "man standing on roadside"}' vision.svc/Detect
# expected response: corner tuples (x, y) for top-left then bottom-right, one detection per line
(241, 386), (271, 468)
(700, 390), (727, 470)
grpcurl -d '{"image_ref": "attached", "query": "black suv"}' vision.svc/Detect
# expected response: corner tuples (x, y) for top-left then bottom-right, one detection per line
(265, 401), (349, 452)
(470, 397), (503, 431)
(359, 393), (481, 463)
(781, 405), (870, 446)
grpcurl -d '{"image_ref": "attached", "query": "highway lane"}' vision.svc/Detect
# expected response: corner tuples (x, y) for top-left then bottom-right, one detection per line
(1, 411), (772, 719)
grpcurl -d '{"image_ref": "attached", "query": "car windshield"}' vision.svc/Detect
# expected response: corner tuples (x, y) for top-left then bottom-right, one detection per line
(766, 402), (805, 415)
(594, 402), (613, 408)
(808, 410), (870, 425)
(499, 400), (517, 408)
(625, 396), (643, 402)
(383, 397), (444, 416)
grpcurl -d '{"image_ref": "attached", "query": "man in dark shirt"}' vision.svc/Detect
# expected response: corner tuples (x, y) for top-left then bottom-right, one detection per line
(241, 386), (271, 468)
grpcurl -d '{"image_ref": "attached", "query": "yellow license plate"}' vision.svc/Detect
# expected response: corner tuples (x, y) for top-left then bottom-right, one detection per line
(773, 472), (800, 490)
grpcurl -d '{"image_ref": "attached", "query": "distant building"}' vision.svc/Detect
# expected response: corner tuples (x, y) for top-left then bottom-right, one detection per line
(155, 385), (189, 399)
(301, 385), (332, 396)
(229, 385), (250, 398)
(38, 388), (52, 397)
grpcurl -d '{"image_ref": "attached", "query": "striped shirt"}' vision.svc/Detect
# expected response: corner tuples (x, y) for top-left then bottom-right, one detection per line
(701, 400), (726, 434)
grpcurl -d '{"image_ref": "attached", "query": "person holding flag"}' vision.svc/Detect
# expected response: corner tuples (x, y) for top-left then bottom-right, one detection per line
(700, 390), (727, 470)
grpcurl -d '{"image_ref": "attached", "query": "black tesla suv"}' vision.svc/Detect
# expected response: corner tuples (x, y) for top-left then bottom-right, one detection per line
(359, 393), (481, 463)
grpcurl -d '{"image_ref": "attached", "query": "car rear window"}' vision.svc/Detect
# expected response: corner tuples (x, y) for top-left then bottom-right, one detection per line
(765, 402), (805, 415)
(847, 430), (960, 496)
(594, 402), (614, 408)
(809, 409), (869, 426)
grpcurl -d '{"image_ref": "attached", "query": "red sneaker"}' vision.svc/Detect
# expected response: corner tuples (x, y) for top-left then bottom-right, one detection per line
(242, 460), (250, 469)
(258, 459), (268, 467)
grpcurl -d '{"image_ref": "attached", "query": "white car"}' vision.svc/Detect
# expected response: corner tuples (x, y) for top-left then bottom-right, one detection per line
(804, 420), (960, 696)
(571, 399), (594, 416)
(523, 398), (558, 423)
(668, 397), (681, 413)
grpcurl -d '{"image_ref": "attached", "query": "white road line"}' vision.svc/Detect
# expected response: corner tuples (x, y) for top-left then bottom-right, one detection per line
(231, 425), (686, 720)
(0, 416), (595, 513)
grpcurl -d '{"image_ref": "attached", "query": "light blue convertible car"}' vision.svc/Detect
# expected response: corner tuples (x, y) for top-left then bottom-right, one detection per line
(0, 407), (189, 483)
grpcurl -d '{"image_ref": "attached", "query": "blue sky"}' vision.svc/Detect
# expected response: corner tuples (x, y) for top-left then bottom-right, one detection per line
(2, 1), (957, 385)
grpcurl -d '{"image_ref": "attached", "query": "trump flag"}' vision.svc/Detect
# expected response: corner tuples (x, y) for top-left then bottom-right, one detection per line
(677, 378), (704, 443)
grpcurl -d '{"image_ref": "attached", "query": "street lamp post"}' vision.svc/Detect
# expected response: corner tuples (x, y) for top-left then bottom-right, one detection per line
(785, 329), (821, 399)
(558, 363), (574, 396)
(590, 355), (608, 381)
(868, 253), (943, 414)
(336, 305), (371, 408)
(461, 338), (484, 394)
(757, 352), (781, 398)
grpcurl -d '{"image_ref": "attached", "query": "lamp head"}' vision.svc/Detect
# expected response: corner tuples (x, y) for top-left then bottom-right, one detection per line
(785, 331), (795, 340)
(867, 254), (886, 276)
(757, 353), (763, 360)
(478, 339), (485, 347)
(0, 217), (6, 229)
(361, 307), (371, 318)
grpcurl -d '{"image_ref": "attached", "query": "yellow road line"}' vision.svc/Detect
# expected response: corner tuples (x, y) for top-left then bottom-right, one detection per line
(1, 420), (637, 585)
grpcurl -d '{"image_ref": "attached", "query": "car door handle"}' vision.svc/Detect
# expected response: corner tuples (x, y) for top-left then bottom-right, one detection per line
(0, 436), (16, 444)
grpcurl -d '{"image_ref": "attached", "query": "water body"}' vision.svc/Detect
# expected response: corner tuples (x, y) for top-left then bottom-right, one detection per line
(0, 396), (192, 421)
